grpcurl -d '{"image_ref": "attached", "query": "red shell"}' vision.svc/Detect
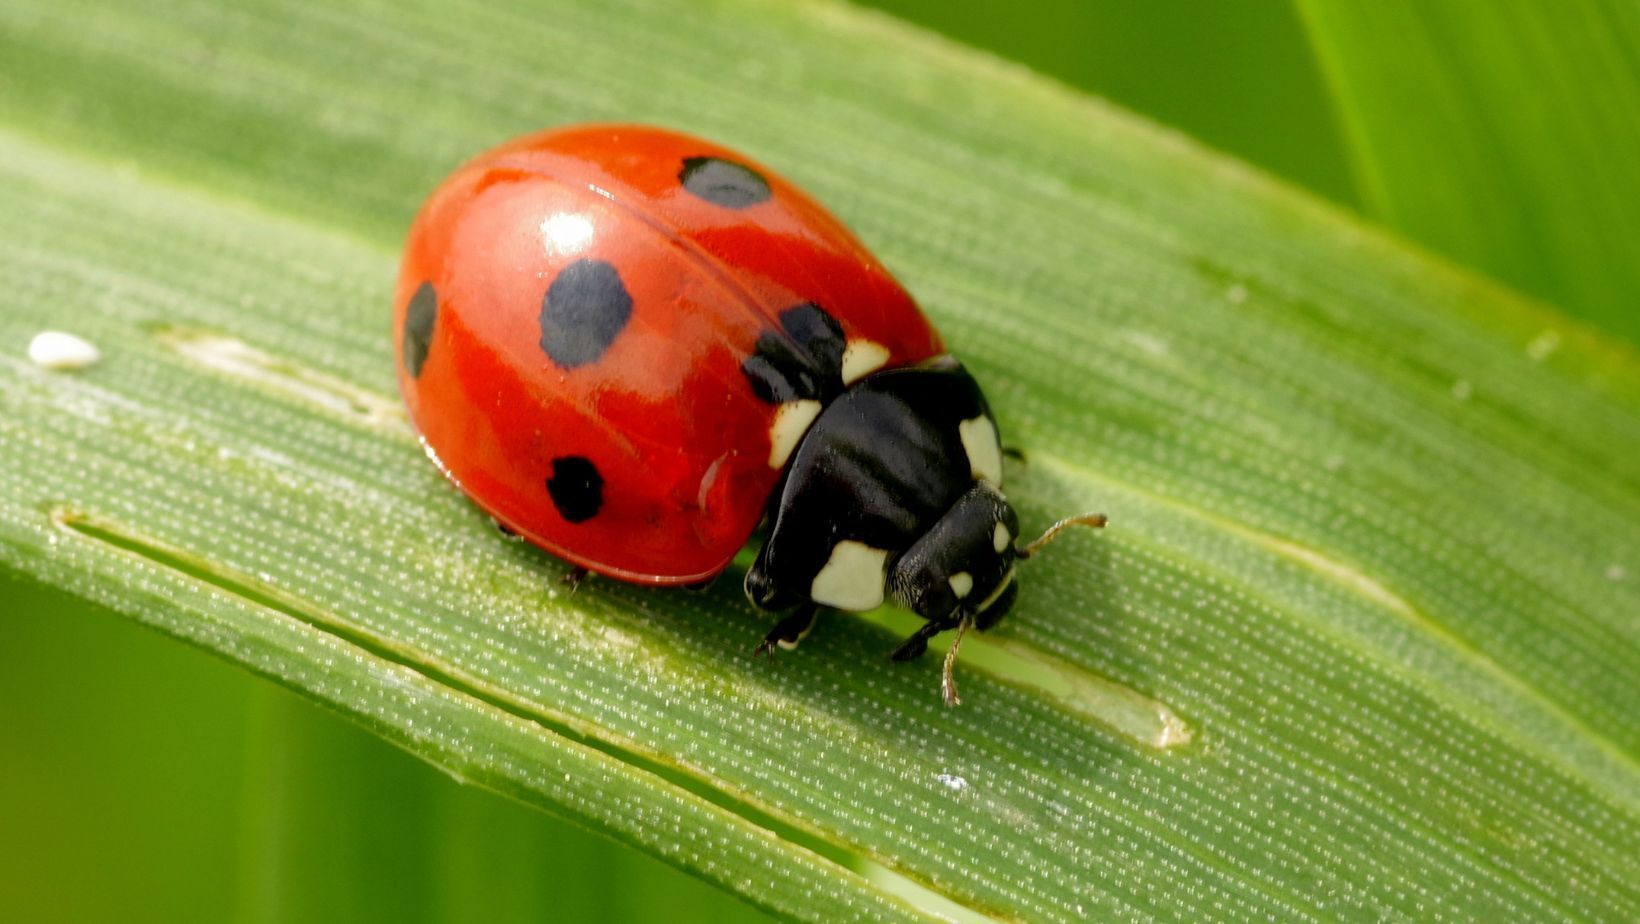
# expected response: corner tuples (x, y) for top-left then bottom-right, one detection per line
(395, 124), (942, 584)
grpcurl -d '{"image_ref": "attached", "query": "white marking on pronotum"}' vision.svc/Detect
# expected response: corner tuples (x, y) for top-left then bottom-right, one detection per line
(810, 540), (890, 610)
(992, 521), (1011, 553)
(767, 399), (822, 468)
(958, 415), (1003, 485)
(948, 571), (974, 599)
(840, 339), (890, 385)
(28, 331), (101, 370)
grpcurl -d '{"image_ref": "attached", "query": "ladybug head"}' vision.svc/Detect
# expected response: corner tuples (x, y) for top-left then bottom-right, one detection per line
(889, 481), (1106, 704)
(889, 482), (1110, 630)
(888, 482), (1022, 631)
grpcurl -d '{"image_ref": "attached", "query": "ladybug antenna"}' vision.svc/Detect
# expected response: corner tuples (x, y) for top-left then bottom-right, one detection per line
(1016, 512), (1108, 559)
(941, 613), (974, 707)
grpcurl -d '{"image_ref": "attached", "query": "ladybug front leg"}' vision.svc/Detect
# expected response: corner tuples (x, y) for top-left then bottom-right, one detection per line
(754, 603), (820, 659)
(889, 612), (963, 662)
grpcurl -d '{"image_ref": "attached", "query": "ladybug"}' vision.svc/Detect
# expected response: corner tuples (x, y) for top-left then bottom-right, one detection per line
(395, 124), (1102, 703)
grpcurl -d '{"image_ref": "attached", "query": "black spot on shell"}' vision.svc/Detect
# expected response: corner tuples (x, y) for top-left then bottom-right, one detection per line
(402, 281), (438, 378)
(547, 456), (604, 523)
(740, 347), (796, 404)
(539, 259), (633, 368)
(679, 157), (772, 209)
(740, 303), (846, 404)
(778, 303), (846, 373)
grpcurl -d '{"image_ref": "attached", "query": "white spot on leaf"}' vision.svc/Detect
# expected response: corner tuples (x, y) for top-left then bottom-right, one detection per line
(28, 331), (101, 370)
(1526, 329), (1561, 361)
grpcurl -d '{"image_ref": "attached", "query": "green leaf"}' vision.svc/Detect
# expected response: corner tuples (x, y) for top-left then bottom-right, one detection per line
(1297, 0), (1640, 341)
(3, 0), (1638, 920)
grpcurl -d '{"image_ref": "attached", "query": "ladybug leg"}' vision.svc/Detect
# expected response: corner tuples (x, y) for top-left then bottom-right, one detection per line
(489, 517), (520, 539)
(1002, 446), (1027, 464)
(889, 614), (962, 662)
(754, 603), (820, 659)
(682, 574), (718, 593)
(560, 566), (590, 594)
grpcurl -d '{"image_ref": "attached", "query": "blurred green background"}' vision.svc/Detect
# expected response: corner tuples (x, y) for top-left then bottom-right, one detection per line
(863, 0), (1357, 205)
(3, 1), (1631, 921)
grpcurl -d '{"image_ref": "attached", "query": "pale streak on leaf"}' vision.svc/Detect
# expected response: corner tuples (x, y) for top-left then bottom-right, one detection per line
(155, 326), (407, 430)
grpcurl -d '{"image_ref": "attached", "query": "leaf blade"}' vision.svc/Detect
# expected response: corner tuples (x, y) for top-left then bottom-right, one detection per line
(2, 0), (1638, 920)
